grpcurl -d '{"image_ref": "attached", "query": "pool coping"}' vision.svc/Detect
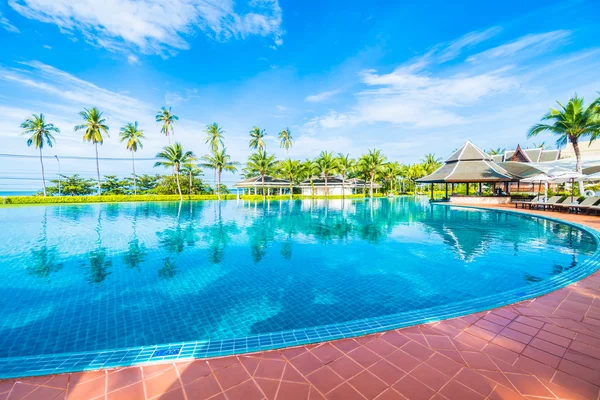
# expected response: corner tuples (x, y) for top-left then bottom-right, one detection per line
(1, 202), (600, 379)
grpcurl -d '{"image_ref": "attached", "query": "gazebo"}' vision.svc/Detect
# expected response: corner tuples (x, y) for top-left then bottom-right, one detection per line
(233, 175), (291, 195)
(417, 140), (516, 202)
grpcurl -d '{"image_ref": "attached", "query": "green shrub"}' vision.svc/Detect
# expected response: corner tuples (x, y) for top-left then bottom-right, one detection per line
(2, 193), (375, 205)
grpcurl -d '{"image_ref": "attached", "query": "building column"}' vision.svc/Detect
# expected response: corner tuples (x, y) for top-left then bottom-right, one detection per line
(466, 183), (469, 196)
(445, 183), (448, 199)
(479, 182), (482, 195)
(430, 183), (434, 200)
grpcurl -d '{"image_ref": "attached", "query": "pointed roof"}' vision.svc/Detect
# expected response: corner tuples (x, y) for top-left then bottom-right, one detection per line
(445, 140), (493, 163)
(418, 141), (515, 183)
(506, 144), (532, 163)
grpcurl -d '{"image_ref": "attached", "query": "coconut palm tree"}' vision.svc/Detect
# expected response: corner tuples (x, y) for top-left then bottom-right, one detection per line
(119, 122), (145, 195)
(528, 94), (600, 193)
(358, 149), (387, 197)
(382, 162), (402, 194)
(199, 148), (239, 200)
(20, 114), (59, 197)
(246, 150), (276, 199)
(422, 153), (442, 174)
(487, 147), (505, 156)
(278, 128), (293, 154)
(154, 143), (196, 201)
(205, 123), (224, 152)
(336, 153), (355, 200)
(74, 107), (109, 195)
(315, 151), (338, 198)
(156, 106), (179, 144)
(180, 164), (202, 195)
(277, 159), (303, 200)
(249, 126), (267, 151)
(302, 159), (319, 197)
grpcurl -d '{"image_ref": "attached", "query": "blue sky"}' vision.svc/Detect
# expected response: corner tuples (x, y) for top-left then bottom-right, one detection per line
(1, 0), (600, 191)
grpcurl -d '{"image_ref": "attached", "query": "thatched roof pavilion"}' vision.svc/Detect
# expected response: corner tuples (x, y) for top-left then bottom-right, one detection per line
(417, 141), (516, 199)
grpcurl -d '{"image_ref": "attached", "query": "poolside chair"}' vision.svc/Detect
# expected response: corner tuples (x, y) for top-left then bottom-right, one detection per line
(531, 195), (563, 210)
(587, 204), (600, 215)
(564, 196), (600, 214)
(513, 196), (540, 209)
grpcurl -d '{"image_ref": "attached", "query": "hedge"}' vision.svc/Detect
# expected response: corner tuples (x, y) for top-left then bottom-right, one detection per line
(1, 193), (388, 205)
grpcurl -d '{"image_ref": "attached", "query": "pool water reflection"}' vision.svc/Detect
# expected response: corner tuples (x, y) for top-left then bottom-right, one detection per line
(0, 197), (596, 360)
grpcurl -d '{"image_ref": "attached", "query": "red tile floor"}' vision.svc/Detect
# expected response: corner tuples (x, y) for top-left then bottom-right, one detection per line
(1, 205), (600, 400)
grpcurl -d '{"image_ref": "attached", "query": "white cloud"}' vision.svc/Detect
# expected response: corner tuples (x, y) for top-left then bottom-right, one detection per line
(305, 63), (519, 131)
(436, 26), (502, 62)
(0, 12), (20, 33)
(305, 90), (340, 103)
(0, 61), (150, 121)
(275, 104), (287, 111)
(43, 44), (52, 50)
(127, 54), (140, 65)
(467, 30), (571, 62)
(8, 0), (284, 55)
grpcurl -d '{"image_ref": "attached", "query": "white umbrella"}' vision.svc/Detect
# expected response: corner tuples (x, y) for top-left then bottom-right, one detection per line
(576, 171), (600, 182)
(550, 171), (585, 202)
(520, 173), (552, 201)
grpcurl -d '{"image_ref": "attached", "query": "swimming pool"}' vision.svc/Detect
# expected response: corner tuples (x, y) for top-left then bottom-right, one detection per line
(0, 197), (598, 377)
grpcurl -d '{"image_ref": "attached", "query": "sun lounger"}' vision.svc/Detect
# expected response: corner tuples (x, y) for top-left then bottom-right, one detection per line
(513, 196), (541, 208)
(568, 196), (600, 214)
(529, 195), (562, 210)
(587, 205), (600, 215)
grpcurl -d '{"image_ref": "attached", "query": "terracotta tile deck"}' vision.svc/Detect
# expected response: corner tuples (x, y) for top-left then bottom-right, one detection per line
(2, 204), (600, 400)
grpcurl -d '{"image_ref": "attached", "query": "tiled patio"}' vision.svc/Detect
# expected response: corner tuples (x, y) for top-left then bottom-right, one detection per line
(1, 204), (600, 400)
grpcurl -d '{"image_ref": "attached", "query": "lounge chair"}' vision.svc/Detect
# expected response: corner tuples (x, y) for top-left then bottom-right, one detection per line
(513, 196), (540, 209)
(528, 195), (562, 210)
(566, 196), (600, 214)
(587, 204), (600, 215)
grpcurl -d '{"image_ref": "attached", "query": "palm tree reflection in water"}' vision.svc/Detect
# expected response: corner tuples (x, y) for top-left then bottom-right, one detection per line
(84, 209), (112, 284)
(26, 209), (63, 279)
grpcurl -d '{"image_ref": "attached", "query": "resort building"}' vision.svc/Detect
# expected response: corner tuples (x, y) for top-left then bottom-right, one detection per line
(233, 175), (291, 195)
(417, 140), (516, 202)
(491, 144), (560, 163)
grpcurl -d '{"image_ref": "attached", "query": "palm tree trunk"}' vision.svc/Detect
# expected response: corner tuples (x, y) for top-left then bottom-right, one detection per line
(213, 170), (216, 194)
(311, 178), (315, 197)
(189, 171), (193, 195)
(370, 173), (374, 198)
(95, 143), (101, 196)
(571, 138), (585, 195)
(262, 174), (266, 200)
(289, 181), (293, 201)
(325, 175), (328, 199)
(132, 152), (137, 195)
(39, 148), (47, 197)
(342, 175), (346, 201)
(175, 168), (183, 201)
(217, 170), (222, 200)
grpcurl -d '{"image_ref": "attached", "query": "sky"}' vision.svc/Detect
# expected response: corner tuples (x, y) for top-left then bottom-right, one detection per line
(1, 0), (600, 192)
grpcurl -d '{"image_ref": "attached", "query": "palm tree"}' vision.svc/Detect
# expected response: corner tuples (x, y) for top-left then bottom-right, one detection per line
(204, 123), (225, 188)
(528, 94), (600, 194)
(487, 147), (505, 156)
(422, 153), (442, 174)
(302, 159), (319, 197)
(156, 106), (179, 144)
(278, 128), (293, 155)
(199, 148), (239, 200)
(315, 151), (338, 198)
(336, 153), (355, 200)
(119, 122), (145, 195)
(246, 150), (276, 199)
(154, 143), (196, 201)
(205, 123), (224, 152)
(249, 126), (267, 151)
(277, 159), (303, 200)
(20, 114), (59, 197)
(382, 162), (402, 194)
(180, 164), (202, 195)
(74, 107), (109, 195)
(358, 149), (387, 197)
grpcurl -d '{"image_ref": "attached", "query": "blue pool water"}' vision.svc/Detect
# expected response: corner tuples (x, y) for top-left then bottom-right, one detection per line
(0, 197), (598, 374)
